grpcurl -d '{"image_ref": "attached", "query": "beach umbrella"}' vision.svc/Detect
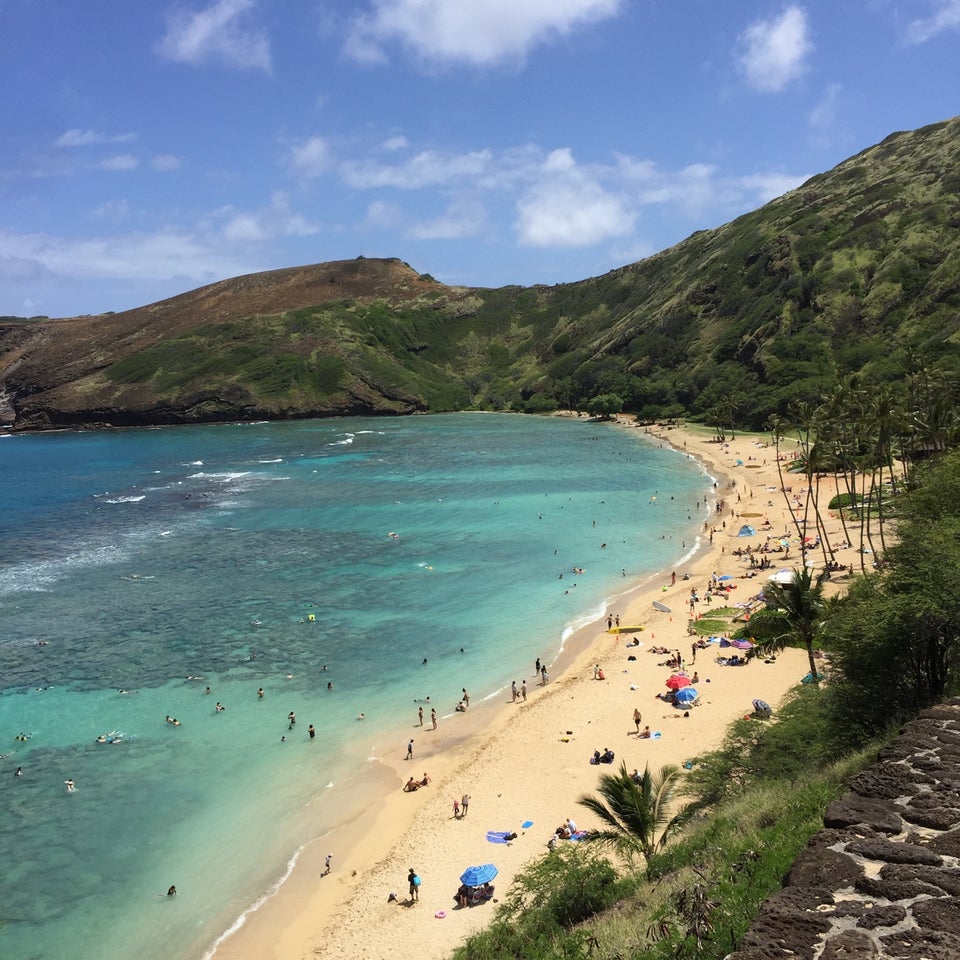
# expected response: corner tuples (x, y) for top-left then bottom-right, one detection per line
(666, 674), (691, 690)
(460, 864), (498, 887)
(674, 686), (699, 705)
(731, 639), (754, 650)
(717, 575), (732, 581)
(652, 600), (671, 614)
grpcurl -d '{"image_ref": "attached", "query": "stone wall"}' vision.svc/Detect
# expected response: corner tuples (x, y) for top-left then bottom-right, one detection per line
(726, 698), (960, 960)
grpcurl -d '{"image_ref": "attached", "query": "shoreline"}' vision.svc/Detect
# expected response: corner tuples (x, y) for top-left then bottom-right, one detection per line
(207, 419), (825, 960)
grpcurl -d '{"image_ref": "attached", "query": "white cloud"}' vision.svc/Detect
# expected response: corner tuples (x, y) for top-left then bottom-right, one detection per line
(56, 129), (136, 148)
(738, 171), (808, 204)
(217, 193), (318, 242)
(515, 148), (634, 247)
(346, 0), (621, 66)
(808, 82), (842, 131)
(98, 154), (140, 171)
(152, 154), (182, 172)
(288, 136), (331, 178)
(407, 199), (487, 240)
(738, 5), (812, 92)
(0, 227), (245, 284)
(381, 135), (409, 152)
(341, 148), (493, 189)
(905, 0), (960, 43)
(361, 200), (403, 229)
(157, 0), (271, 72)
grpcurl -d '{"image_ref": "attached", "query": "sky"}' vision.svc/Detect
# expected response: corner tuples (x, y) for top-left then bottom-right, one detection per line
(2, 1), (958, 318)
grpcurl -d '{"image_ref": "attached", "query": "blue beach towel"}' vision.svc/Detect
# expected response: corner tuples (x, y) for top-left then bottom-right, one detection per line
(486, 831), (511, 844)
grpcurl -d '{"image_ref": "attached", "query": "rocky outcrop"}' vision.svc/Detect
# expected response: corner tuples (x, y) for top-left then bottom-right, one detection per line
(726, 699), (960, 960)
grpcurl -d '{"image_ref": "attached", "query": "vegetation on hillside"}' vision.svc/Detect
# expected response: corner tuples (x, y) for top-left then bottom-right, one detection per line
(3, 117), (960, 430)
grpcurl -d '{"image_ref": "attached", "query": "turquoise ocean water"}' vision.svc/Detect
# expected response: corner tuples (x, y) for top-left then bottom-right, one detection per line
(0, 413), (709, 960)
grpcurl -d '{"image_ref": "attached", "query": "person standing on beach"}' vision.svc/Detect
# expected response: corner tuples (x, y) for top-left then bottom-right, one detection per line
(511, 680), (518, 702)
(406, 739), (414, 760)
(431, 708), (437, 730)
(540, 665), (549, 685)
(461, 793), (470, 816)
(418, 706), (423, 726)
(462, 688), (470, 708)
(323, 853), (332, 876)
(521, 680), (527, 701)
(535, 657), (541, 676)
(453, 797), (460, 818)
(408, 867), (420, 901)
(633, 707), (642, 734)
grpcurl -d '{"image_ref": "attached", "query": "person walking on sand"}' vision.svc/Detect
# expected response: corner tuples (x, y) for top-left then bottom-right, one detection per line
(453, 797), (460, 818)
(462, 688), (470, 708)
(461, 793), (470, 816)
(323, 853), (332, 876)
(406, 739), (414, 760)
(633, 707), (642, 734)
(408, 867), (420, 901)
(431, 708), (437, 730)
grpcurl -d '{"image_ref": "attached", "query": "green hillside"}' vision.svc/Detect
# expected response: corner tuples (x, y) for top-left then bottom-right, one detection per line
(2, 117), (960, 431)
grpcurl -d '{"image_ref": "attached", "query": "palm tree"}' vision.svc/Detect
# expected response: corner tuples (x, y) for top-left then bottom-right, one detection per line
(577, 762), (690, 865)
(762, 566), (828, 684)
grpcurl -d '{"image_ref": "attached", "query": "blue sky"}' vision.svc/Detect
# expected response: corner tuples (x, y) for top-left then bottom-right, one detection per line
(2, 1), (958, 318)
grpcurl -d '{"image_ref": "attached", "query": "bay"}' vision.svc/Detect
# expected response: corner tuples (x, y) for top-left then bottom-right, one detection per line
(0, 413), (708, 960)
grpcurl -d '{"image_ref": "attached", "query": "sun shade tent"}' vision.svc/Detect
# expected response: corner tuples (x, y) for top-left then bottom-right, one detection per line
(737, 524), (756, 537)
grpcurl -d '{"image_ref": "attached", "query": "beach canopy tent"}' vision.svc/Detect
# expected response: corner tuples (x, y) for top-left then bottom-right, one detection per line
(460, 864), (498, 886)
(674, 686), (699, 706)
(737, 524), (756, 537)
(666, 674), (691, 690)
(768, 569), (796, 584)
(731, 639), (754, 650)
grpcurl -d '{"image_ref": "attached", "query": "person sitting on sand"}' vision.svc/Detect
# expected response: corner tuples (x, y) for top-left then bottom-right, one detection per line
(640, 726), (652, 739)
(691, 671), (700, 683)
(403, 777), (420, 792)
(420, 772), (431, 786)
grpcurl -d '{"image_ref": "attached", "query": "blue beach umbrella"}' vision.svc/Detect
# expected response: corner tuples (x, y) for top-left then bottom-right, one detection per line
(674, 686), (699, 706)
(460, 863), (498, 887)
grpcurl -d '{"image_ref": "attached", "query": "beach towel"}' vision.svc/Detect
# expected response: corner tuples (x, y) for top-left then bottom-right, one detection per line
(521, 820), (534, 829)
(568, 831), (588, 841)
(486, 831), (512, 844)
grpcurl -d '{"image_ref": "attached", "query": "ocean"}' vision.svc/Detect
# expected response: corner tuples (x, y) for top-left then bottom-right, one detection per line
(0, 413), (709, 960)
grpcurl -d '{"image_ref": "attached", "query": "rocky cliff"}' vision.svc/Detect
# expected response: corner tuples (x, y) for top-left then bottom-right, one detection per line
(727, 699), (960, 959)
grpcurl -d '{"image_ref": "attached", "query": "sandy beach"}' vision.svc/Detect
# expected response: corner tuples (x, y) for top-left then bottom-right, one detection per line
(210, 421), (852, 960)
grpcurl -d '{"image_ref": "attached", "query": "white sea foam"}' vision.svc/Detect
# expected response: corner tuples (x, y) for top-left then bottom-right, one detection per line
(201, 845), (304, 960)
(328, 433), (355, 446)
(104, 495), (147, 504)
(187, 471), (251, 482)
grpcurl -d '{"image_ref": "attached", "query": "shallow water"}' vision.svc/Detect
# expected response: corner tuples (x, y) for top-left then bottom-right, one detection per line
(0, 414), (709, 959)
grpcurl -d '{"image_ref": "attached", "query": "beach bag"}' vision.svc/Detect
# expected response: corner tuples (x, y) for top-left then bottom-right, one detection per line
(413, 874), (421, 887)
